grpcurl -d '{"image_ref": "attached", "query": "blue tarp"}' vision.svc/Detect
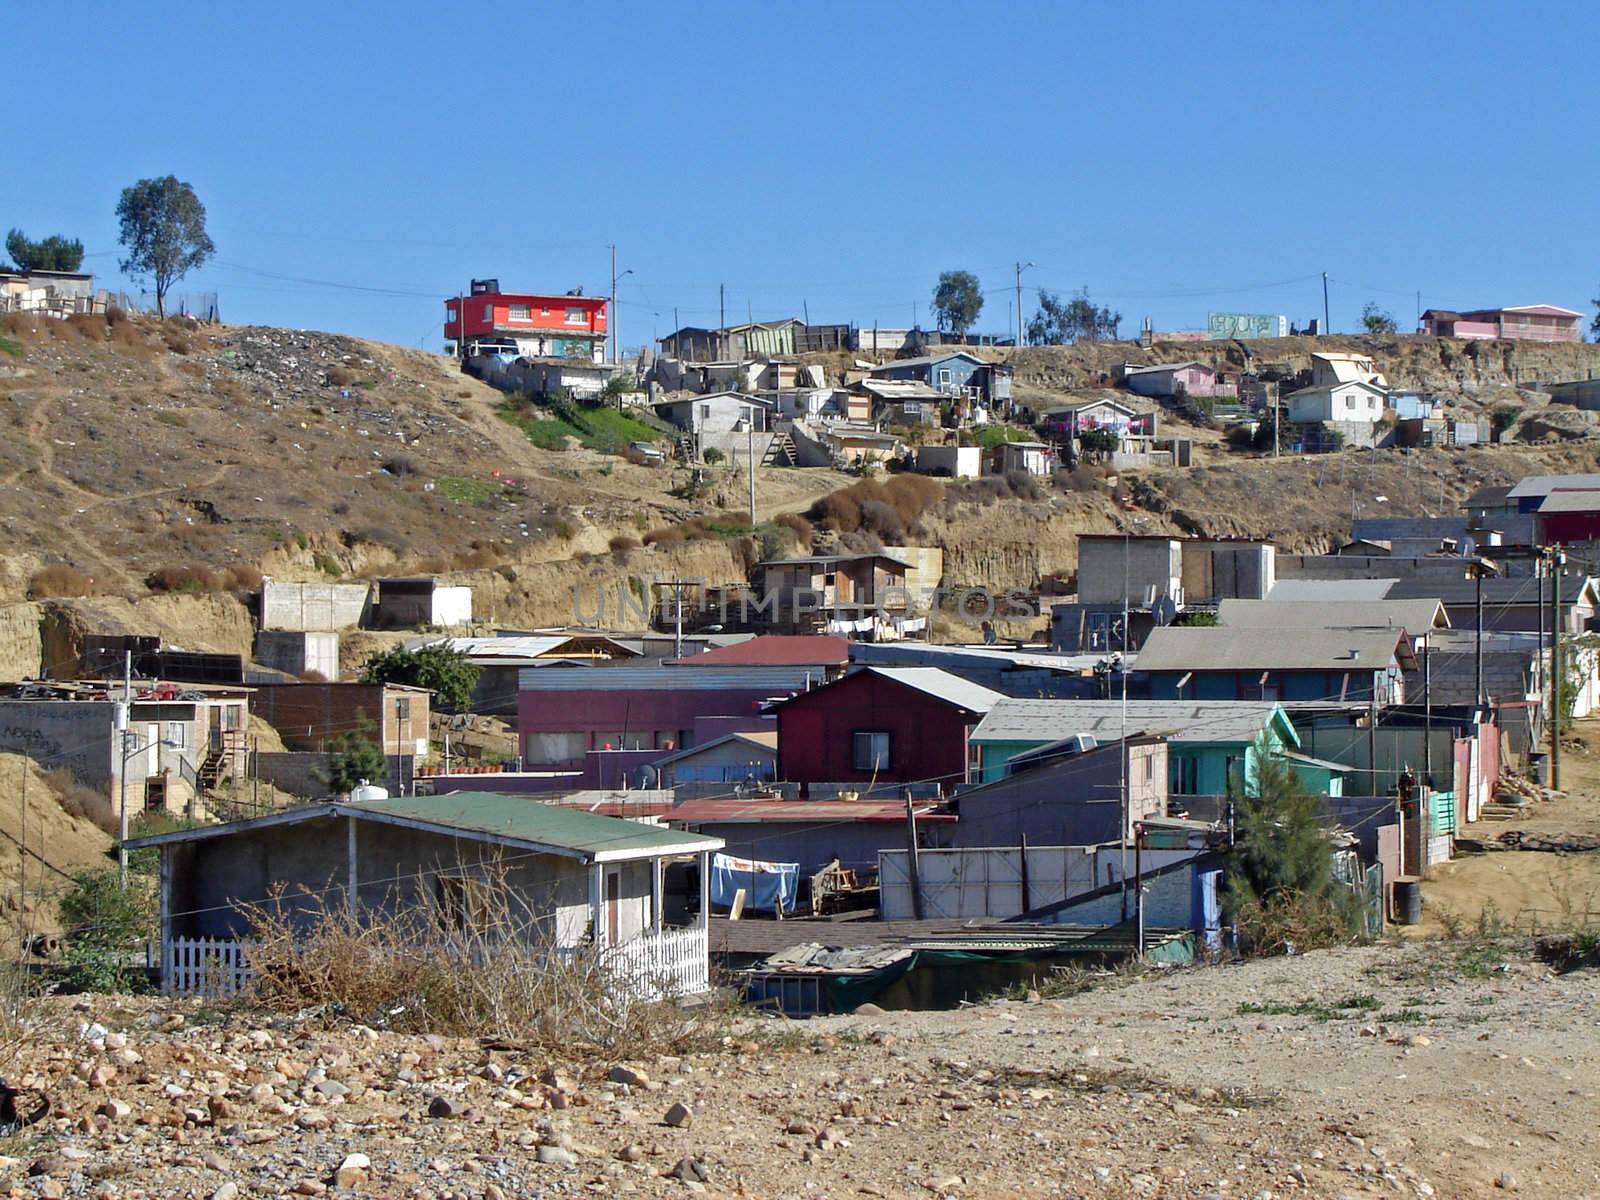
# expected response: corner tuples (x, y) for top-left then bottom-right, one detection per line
(711, 852), (799, 914)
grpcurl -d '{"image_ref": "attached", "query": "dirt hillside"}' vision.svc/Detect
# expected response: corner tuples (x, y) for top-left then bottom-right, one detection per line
(0, 753), (115, 934)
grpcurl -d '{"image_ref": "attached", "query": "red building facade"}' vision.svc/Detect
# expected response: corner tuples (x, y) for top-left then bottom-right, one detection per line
(445, 280), (607, 361)
(774, 667), (1001, 796)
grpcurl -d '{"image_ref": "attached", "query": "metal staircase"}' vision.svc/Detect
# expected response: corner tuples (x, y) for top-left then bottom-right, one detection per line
(763, 429), (798, 467)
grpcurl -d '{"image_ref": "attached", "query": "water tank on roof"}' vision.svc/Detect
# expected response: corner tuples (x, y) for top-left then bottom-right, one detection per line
(349, 781), (389, 803)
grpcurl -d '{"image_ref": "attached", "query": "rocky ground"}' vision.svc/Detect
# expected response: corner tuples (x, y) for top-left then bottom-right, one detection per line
(2, 937), (1595, 1200)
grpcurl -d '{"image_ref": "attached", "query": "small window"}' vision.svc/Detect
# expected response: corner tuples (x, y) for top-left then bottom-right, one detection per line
(395, 698), (411, 722)
(446, 305), (457, 321)
(852, 731), (891, 772)
(483, 304), (493, 322)
(565, 307), (587, 325)
(540, 306), (550, 317)
(508, 303), (530, 322)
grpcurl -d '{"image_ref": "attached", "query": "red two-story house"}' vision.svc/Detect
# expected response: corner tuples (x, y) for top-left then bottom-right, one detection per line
(445, 278), (608, 362)
(774, 667), (1004, 798)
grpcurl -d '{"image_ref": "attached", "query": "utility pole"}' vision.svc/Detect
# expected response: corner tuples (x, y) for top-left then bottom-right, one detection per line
(1474, 561), (1485, 709)
(747, 410), (757, 529)
(904, 788), (924, 920)
(719, 285), (726, 361)
(1552, 548), (1565, 789)
(1119, 532), (1130, 921)
(1321, 272), (1330, 335)
(610, 244), (617, 363)
(118, 650), (131, 886)
(1015, 261), (1033, 350)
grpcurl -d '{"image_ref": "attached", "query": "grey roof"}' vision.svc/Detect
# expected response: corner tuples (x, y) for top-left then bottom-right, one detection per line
(1535, 489), (1600, 513)
(1133, 626), (1414, 673)
(1266, 579), (1401, 602)
(971, 699), (1291, 746)
(757, 552), (912, 569)
(1217, 598), (1449, 632)
(870, 352), (985, 372)
(1386, 574), (1596, 607)
(853, 667), (1006, 714)
(1122, 361), (1208, 376)
(123, 793), (723, 864)
(1506, 473), (1600, 500)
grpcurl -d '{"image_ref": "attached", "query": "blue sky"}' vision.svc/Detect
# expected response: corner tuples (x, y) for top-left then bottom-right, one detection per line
(7, 1), (1598, 350)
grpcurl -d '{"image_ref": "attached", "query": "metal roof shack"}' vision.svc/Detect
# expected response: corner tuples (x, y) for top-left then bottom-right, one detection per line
(1134, 626), (1417, 673)
(126, 791), (720, 863)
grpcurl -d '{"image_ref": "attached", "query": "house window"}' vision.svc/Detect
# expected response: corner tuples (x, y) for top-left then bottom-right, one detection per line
(540, 306), (550, 317)
(852, 731), (891, 772)
(565, 307), (587, 325)
(446, 305), (457, 322)
(1173, 754), (1199, 794)
(483, 304), (493, 322)
(937, 368), (952, 387)
(395, 698), (411, 722)
(508, 303), (530, 322)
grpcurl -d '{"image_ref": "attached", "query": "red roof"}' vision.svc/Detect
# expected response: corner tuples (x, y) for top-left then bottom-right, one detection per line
(665, 798), (953, 824)
(674, 636), (850, 668)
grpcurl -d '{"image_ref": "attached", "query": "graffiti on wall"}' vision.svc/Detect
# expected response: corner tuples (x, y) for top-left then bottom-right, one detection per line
(1208, 312), (1286, 340)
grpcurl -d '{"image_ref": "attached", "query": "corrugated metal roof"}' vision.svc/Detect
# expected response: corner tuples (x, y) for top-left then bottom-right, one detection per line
(412, 634), (637, 660)
(1506, 472), (1600, 499)
(855, 667), (1006, 713)
(651, 730), (779, 768)
(869, 352), (984, 372)
(1122, 361), (1207, 376)
(1133, 626), (1413, 673)
(1266, 579), (1401, 602)
(667, 798), (950, 824)
(1536, 489), (1600, 513)
(674, 636), (849, 667)
(1217, 598), (1449, 632)
(972, 698), (1290, 746)
(517, 665), (827, 691)
(1387, 574), (1595, 606)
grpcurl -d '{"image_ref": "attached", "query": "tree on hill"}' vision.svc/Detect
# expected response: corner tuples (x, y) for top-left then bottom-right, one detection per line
(931, 270), (982, 337)
(1028, 287), (1121, 344)
(360, 643), (480, 714)
(1360, 302), (1398, 335)
(1591, 290), (1600, 341)
(5, 228), (85, 273)
(115, 175), (215, 319)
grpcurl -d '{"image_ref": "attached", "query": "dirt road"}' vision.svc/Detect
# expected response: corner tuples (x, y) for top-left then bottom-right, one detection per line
(11, 937), (1597, 1199)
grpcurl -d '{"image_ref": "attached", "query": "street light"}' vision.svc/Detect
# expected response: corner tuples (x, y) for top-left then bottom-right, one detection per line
(119, 732), (179, 885)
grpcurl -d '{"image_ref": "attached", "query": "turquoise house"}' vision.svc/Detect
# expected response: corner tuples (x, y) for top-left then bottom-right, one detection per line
(969, 699), (1346, 799)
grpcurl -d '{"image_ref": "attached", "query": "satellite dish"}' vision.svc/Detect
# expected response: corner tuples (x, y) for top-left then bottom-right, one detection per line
(1152, 595), (1179, 627)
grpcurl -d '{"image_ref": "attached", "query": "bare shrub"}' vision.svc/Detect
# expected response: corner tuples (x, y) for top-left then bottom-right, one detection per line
(857, 499), (906, 543)
(608, 535), (641, 556)
(383, 455), (418, 476)
(240, 870), (713, 1052)
(65, 313), (105, 342)
(456, 544), (504, 570)
(805, 475), (943, 539)
(774, 511), (813, 550)
(643, 526), (685, 547)
(28, 564), (95, 599)
(409, 555), (449, 575)
(162, 330), (192, 355)
(326, 364), (358, 388)
(552, 519), (578, 541)
(146, 565), (221, 594)
(46, 769), (116, 834)
(223, 564), (264, 592)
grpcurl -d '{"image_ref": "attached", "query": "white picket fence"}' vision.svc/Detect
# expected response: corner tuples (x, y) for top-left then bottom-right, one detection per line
(598, 926), (709, 1001)
(163, 937), (254, 998)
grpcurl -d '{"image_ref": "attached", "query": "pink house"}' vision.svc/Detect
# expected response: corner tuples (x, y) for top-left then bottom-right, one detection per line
(1421, 305), (1582, 343)
(1121, 361), (1236, 399)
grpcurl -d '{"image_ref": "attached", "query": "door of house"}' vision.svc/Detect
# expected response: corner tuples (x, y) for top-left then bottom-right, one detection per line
(604, 868), (622, 945)
(207, 705), (222, 753)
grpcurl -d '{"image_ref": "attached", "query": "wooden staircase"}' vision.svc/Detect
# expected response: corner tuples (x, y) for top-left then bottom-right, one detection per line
(198, 748), (227, 790)
(763, 429), (798, 467)
(675, 433), (695, 462)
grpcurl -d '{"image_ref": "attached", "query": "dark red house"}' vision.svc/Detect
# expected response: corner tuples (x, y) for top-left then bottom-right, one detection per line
(1535, 488), (1600, 543)
(774, 667), (1004, 796)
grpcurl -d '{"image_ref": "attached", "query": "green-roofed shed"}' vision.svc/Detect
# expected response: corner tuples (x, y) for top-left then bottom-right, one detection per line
(125, 793), (723, 1000)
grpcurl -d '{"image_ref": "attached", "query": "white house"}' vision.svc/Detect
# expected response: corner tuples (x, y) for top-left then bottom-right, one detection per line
(1310, 353), (1388, 389)
(1286, 380), (1388, 425)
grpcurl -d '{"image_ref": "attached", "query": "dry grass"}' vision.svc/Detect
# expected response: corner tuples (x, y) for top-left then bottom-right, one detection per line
(240, 868), (717, 1054)
(45, 768), (116, 835)
(27, 564), (96, 599)
(805, 474), (944, 540)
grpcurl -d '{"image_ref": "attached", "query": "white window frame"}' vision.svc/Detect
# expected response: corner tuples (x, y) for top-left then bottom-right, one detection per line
(565, 307), (587, 325)
(508, 303), (531, 322)
(852, 730), (891, 772)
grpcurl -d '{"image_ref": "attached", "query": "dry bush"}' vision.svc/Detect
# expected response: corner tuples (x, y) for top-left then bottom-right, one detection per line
(805, 474), (943, 541)
(28, 564), (95, 599)
(608, 535), (641, 556)
(45, 768), (117, 834)
(105, 304), (128, 326)
(383, 455), (418, 476)
(64, 313), (105, 342)
(409, 555), (450, 575)
(774, 511), (813, 550)
(325, 364), (358, 388)
(146, 565), (222, 594)
(297, 669), (329, 683)
(240, 870), (713, 1052)
(0, 312), (36, 336)
(455, 544), (504, 571)
(162, 329), (192, 355)
(224, 564), (264, 592)
(552, 519), (578, 541)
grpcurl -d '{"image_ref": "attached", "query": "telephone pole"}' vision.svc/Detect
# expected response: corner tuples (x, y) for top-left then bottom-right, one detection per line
(1015, 261), (1033, 349)
(1321, 272), (1331, 335)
